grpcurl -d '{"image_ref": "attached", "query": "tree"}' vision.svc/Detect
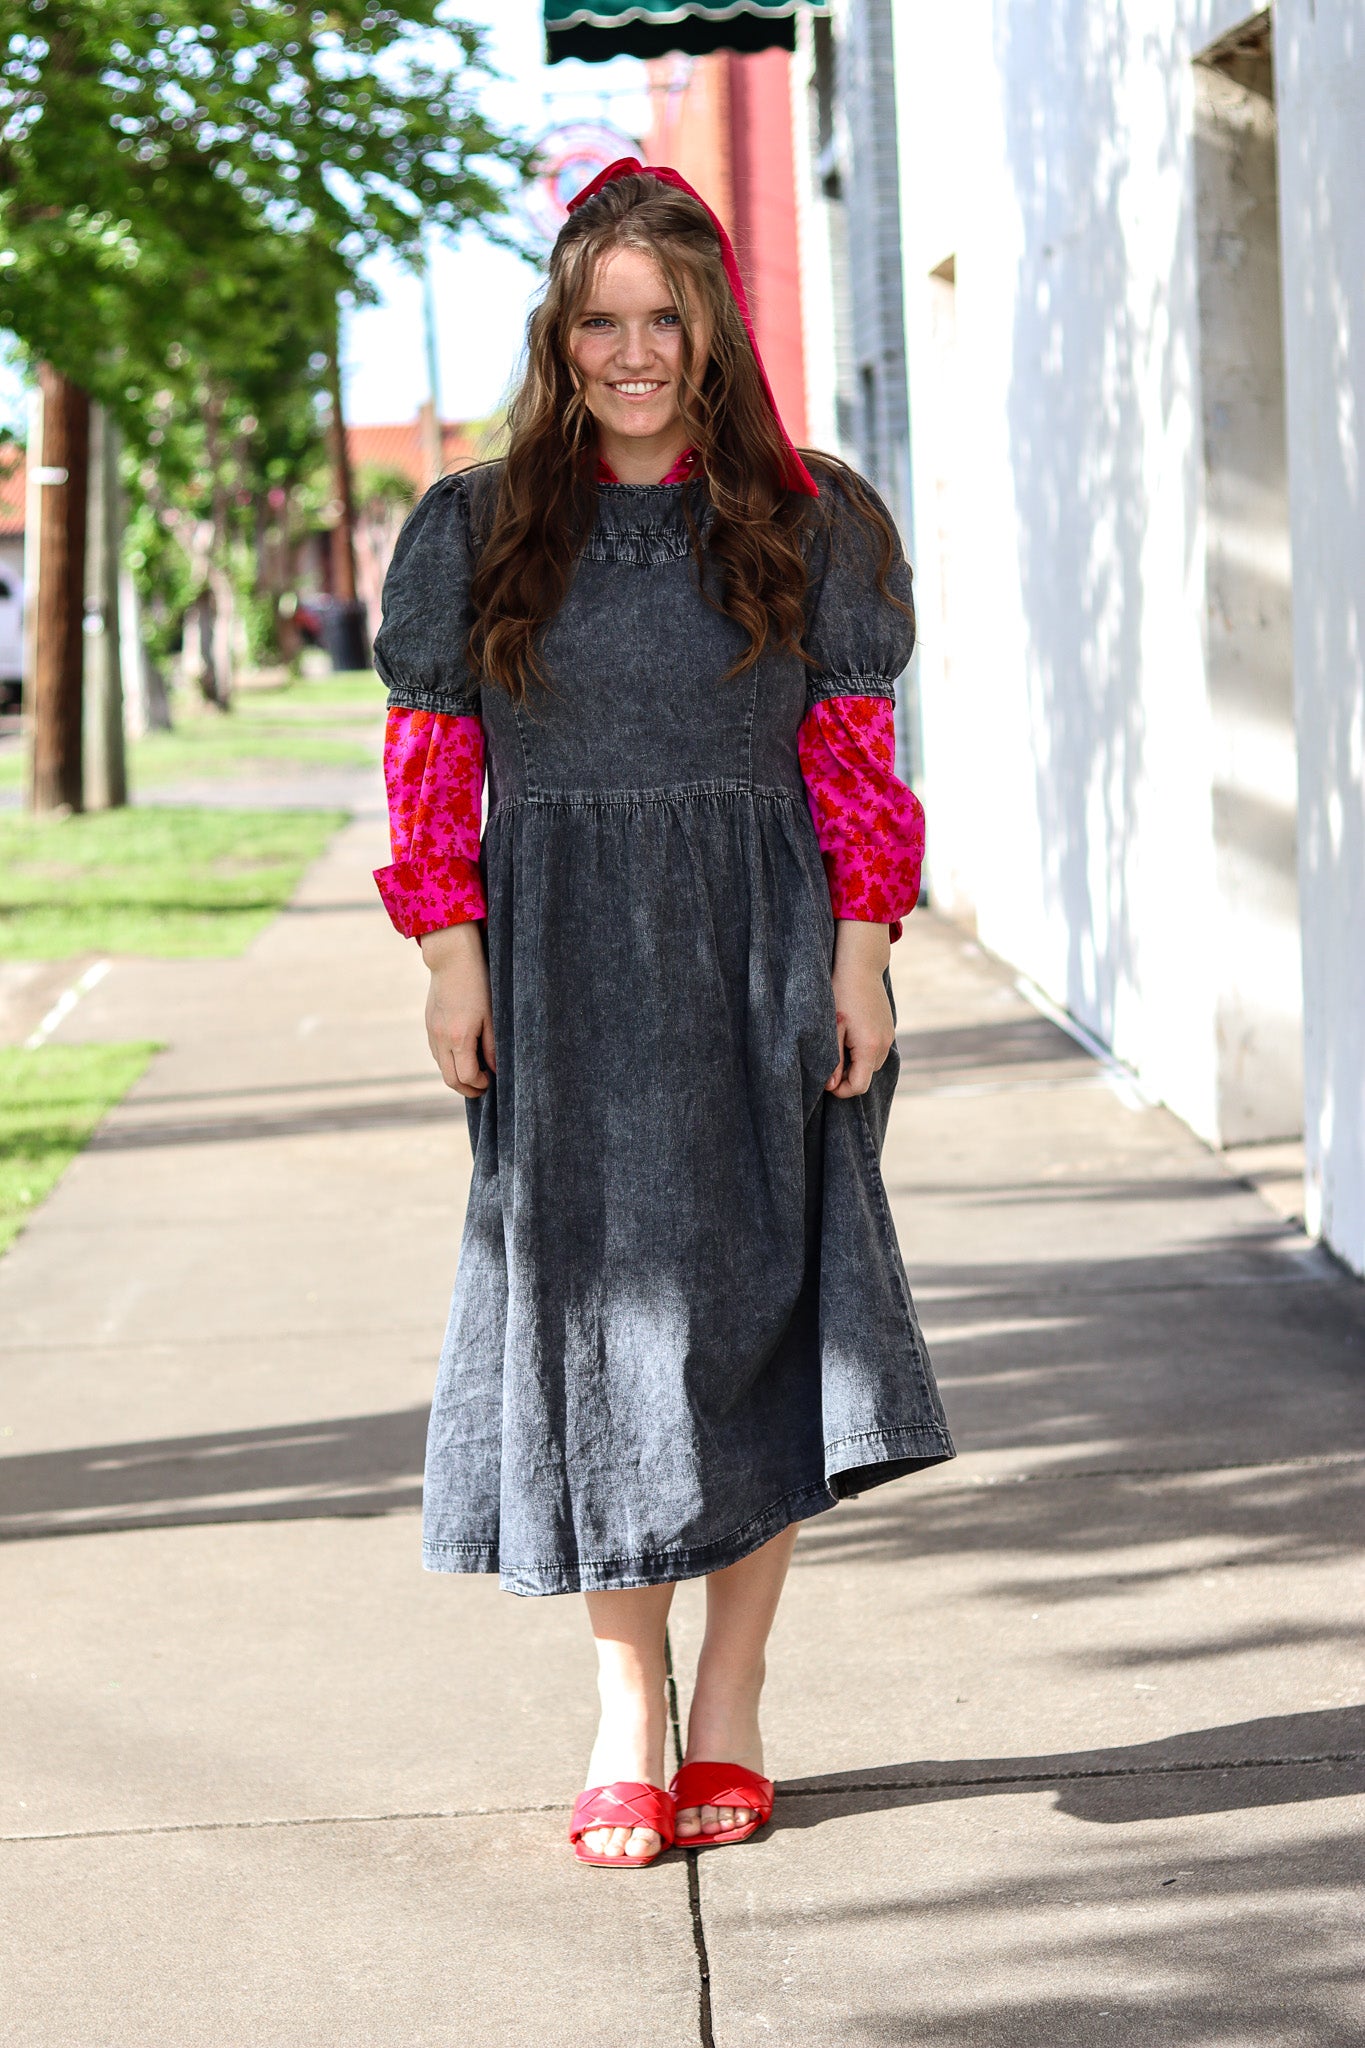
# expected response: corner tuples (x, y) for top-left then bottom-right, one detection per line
(0, 3), (529, 801)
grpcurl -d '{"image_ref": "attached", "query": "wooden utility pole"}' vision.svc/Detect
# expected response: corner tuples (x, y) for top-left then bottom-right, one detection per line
(29, 364), (90, 812)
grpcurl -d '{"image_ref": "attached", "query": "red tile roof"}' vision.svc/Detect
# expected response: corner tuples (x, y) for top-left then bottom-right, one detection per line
(0, 448), (25, 538)
(348, 419), (482, 489)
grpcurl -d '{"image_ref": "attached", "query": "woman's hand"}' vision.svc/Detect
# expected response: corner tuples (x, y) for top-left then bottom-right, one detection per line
(419, 923), (496, 1098)
(826, 920), (895, 1098)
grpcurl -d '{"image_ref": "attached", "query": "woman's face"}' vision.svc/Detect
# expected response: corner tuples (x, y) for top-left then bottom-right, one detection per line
(568, 244), (710, 451)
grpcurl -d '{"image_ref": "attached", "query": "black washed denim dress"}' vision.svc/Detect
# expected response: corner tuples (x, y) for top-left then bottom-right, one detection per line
(375, 461), (954, 1595)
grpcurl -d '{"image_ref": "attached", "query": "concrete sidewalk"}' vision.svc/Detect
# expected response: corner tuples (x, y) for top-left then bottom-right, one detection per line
(2, 803), (1362, 2046)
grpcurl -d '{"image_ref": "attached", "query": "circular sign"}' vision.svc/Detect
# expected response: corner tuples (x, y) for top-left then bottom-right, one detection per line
(521, 122), (640, 246)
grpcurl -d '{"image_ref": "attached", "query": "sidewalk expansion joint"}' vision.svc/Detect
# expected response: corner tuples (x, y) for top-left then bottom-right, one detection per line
(777, 1750), (1365, 1799)
(8, 1752), (1360, 1851)
(1, 1800), (569, 1846)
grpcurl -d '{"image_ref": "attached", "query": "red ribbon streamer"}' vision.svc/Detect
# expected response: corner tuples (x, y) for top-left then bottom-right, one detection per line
(568, 155), (819, 498)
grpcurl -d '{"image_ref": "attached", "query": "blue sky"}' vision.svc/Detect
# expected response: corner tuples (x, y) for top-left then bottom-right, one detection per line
(0, 6), (649, 434)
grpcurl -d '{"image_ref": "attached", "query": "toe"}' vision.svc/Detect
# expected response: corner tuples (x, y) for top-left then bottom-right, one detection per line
(626, 1827), (661, 1860)
(675, 1806), (701, 1837)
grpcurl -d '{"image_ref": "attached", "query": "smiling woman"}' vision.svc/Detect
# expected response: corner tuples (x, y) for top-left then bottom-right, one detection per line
(370, 158), (952, 1872)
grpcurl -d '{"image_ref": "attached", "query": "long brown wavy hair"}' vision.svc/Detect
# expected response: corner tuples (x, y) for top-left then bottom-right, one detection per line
(467, 171), (906, 698)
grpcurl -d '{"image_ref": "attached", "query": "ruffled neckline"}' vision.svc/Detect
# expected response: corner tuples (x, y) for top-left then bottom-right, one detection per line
(583, 476), (704, 563)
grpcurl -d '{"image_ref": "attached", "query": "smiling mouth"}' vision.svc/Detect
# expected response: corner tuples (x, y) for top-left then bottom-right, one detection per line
(610, 380), (666, 396)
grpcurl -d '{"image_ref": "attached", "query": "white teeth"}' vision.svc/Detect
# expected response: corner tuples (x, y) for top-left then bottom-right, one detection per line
(613, 382), (663, 395)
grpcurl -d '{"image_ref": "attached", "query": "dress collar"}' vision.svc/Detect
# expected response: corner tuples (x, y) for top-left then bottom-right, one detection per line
(596, 446), (698, 488)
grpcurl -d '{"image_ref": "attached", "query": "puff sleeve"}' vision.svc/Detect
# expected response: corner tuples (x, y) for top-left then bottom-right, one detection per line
(798, 470), (925, 939)
(372, 475), (487, 937)
(372, 473), (481, 719)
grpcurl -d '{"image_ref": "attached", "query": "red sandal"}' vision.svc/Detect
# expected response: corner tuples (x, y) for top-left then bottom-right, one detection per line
(570, 1780), (675, 1867)
(670, 1761), (774, 1846)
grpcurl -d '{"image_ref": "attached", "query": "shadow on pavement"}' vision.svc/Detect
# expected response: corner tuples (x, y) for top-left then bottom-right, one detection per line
(0, 1408), (428, 1539)
(775, 1706), (1365, 1826)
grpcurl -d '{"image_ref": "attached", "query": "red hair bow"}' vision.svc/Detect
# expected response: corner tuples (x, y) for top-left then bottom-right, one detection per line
(568, 156), (819, 498)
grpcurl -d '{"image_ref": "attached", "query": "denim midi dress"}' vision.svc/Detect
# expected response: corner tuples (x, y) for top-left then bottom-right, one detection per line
(374, 461), (954, 1594)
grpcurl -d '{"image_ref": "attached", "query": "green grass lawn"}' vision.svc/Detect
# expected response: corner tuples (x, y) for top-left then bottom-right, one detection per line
(0, 805), (347, 958)
(0, 670), (383, 793)
(0, 1042), (158, 1254)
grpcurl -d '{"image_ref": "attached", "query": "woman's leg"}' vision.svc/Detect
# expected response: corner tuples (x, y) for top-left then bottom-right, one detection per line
(581, 1581), (676, 1859)
(676, 1524), (800, 1839)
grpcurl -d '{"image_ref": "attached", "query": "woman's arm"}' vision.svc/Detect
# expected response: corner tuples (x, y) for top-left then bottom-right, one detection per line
(419, 923), (496, 1099)
(827, 919), (894, 1098)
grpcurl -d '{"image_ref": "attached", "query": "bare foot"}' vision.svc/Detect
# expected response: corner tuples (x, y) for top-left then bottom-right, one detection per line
(675, 1666), (766, 1840)
(581, 1679), (669, 1861)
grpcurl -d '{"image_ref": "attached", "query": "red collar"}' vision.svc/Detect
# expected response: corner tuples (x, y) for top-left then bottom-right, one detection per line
(596, 446), (698, 487)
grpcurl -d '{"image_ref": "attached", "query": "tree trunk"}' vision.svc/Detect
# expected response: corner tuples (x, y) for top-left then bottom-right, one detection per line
(29, 365), (90, 813)
(208, 558), (236, 702)
(119, 562), (172, 736)
(83, 403), (127, 809)
(194, 590), (221, 705)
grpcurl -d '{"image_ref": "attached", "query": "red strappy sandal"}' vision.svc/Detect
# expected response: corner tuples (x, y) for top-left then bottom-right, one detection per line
(570, 1780), (675, 1868)
(670, 1761), (775, 1847)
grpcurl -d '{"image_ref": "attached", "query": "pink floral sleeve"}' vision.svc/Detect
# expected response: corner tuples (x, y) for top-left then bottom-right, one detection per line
(374, 708), (486, 938)
(797, 695), (925, 942)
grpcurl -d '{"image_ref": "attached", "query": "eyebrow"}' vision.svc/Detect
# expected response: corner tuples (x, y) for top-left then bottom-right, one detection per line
(579, 304), (680, 319)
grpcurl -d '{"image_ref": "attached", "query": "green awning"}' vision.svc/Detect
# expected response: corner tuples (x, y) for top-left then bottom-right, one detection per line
(545, 0), (822, 65)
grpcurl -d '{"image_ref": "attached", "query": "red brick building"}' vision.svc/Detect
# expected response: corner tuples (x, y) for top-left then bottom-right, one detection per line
(644, 50), (809, 446)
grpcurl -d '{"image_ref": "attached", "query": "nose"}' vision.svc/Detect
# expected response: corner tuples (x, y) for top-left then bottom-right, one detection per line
(614, 321), (658, 371)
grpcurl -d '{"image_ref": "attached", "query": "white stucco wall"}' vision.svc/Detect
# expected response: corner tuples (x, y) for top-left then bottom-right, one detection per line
(1274, 0), (1365, 1274)
(891, 0), (1364, 1270)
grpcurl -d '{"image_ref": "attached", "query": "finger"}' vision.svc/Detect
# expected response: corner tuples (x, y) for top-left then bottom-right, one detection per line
(451, 1034), (488, 1094)
(842, 1045), (876, 1095)
(825, 1016), (849, 1092)
(434, 1039), (484, 1099)
(481, 1013), (497, 1076)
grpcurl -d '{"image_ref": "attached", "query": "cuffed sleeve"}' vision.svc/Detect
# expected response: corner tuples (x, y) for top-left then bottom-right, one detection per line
(374, 708), (486, 939)
(798, 695), (924, 941)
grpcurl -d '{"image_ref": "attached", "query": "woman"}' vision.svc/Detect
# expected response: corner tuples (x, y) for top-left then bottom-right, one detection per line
(373, 160), (953, 1868)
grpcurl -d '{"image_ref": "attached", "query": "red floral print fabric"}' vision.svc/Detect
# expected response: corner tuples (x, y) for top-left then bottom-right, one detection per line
(597, 447), (699, 486)
(797, 695), (924, 942)
(374, 708), (486, 938)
